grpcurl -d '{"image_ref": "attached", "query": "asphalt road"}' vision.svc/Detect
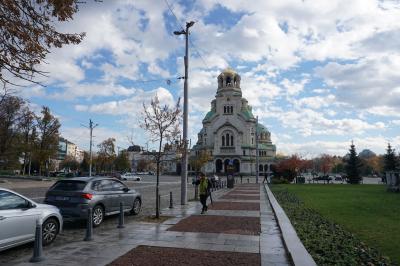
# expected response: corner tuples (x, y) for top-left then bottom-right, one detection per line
(0, 175), (195, 264)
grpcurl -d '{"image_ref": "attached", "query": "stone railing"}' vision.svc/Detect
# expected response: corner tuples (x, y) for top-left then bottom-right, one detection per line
(219, 147), (236, 154)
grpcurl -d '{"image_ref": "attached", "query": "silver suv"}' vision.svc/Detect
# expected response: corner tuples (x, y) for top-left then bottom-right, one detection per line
(44, 177), (142, 227)
(0, 188), (63, 252)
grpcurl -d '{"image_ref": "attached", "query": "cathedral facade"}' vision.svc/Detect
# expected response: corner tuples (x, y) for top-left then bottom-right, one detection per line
(191, 68), (276, 175)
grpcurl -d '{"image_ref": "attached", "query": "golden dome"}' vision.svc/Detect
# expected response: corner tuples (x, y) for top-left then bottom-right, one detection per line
(221, 67), (237, 75)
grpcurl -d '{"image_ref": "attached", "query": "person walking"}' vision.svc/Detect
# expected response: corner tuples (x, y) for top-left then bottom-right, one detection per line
(197, 172), (210, 214)
(263, 173), (268, 183)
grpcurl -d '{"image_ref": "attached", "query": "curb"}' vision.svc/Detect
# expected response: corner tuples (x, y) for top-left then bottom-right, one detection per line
(264, 184), (316, 266)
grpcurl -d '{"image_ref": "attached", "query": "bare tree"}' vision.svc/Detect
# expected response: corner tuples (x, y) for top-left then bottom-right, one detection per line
(0, 0), (98, 86)
(140, 95), (181, 218)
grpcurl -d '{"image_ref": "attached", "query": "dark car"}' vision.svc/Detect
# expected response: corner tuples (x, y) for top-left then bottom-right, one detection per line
(44, 177), (141, 227)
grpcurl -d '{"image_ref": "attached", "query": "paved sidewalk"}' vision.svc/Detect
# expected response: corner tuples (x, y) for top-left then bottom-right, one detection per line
(10, 184), (291, 266)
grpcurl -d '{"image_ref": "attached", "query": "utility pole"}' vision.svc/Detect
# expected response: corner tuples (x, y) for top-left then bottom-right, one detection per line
(82, 119), (98, 177)
(174, 21), (195, 205)
(256, 116), (259, 184)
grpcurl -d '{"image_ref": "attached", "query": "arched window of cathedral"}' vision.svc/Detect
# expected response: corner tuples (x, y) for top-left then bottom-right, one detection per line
(243, 150), (246, 156)
(230, 106), (233, 113)
(226, 76), (232, 86)
(226, 133), (230, 146)
(224, 106), (226, 113)
(252, 138), (254, 144)
(222, 136), (225, 146)
(230, 135), (234, 146)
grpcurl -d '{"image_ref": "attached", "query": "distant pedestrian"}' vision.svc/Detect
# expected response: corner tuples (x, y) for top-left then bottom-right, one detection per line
(263, 173), (268, 183)
(196, 172), (210, 214)
(240, 174), (243, 183)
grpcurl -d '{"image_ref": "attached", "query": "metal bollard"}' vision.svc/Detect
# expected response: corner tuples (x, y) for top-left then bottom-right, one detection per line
(118, 202), (125, 228)
(84, 207), (93, 241)
(30, 219), (44, 262)
(169, 191), (173, 208)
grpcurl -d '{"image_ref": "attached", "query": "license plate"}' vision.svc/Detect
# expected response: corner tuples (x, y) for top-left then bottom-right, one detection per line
(56, 196), (70, 201)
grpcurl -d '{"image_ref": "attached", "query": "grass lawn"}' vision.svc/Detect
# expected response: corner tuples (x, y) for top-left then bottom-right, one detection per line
(272, 184), (400, 264)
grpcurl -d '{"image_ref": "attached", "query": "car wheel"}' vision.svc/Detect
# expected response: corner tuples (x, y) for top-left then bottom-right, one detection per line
(92, 205), (104, 227)
(130, 198), (141, 215)
(42, 218), (59, 246)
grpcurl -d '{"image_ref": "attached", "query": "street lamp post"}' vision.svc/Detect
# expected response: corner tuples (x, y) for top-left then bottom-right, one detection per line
(174, 21), (195, 205)
(256, 116), (259, 184)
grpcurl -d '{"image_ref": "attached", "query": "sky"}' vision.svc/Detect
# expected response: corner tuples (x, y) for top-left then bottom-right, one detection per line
(11, 0), (400, 157)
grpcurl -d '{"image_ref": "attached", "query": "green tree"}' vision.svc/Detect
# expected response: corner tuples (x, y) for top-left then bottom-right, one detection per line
(384, 143), (398, 172)
(0, 95), (24, 169)
(114, 151), (130, 172)
(345, 142), (362, 184)
(190, 150), (212, 173)
(19, 107), (37, 175)
(60, 155), (79, 172)
(79, 151), (90, 172)
(140, 95), (181, 218)
(35, 106), (60, 176)
(96, 138), (116, 172)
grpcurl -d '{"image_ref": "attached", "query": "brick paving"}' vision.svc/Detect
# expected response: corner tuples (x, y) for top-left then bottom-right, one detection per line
(167, 215), (261, 235)
(220, 194), (261, 200)
(208, 201), (260, 211)
(11, 184), (291, 266)
(108, 245), (261, 266)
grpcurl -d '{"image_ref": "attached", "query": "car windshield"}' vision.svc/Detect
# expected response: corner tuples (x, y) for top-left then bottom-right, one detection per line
(51, 180), (87, 191)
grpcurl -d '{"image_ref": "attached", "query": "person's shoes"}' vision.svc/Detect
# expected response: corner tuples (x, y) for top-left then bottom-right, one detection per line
(205, 206), (208, 211)
(201, 210), (204, 214)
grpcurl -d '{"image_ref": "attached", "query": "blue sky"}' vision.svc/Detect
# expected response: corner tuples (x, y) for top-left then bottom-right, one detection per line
(12, 0), (400, 156)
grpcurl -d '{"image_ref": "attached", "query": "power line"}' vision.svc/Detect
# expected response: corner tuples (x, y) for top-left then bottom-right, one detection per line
(189, 38), (211, 70)
(164, 0), (185, 31)
(164, 0), (215, 75)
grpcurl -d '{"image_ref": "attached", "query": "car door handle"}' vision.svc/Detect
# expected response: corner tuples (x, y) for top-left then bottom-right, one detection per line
(0, 216), (6, 220)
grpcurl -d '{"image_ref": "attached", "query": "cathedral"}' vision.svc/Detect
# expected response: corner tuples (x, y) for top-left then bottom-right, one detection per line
(191, 68), (276, 175)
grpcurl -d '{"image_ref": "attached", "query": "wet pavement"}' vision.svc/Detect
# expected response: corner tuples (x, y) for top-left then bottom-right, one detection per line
(4, 182), (291, 266)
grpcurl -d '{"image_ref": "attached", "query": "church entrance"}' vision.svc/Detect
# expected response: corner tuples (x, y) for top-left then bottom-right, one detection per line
(215, 159), (223, 173)
(224, 159), (230, 173)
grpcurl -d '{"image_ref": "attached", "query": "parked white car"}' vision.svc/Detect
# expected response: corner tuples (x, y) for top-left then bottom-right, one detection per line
(0, 188), (63, 252)
(121, 173), (141, 181)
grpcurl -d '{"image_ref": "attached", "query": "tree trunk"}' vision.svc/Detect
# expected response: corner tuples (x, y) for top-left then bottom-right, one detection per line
(156, 160), (160, 218)
(155, 137), (163, 219)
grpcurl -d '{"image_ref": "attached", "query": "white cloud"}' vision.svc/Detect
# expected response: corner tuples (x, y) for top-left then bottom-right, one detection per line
(281, 78), (308, 96)
(315, 55), (400, 113)
(74, 87), (176, 116)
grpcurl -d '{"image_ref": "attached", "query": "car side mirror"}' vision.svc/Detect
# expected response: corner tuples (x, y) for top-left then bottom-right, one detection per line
(123, 187), (130, 192)
(22, 201), (36, 210)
